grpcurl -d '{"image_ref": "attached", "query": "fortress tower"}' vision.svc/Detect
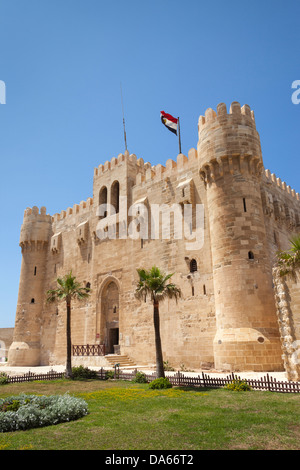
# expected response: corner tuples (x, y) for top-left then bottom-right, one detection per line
(198, 102), (283, 371)
(8, 207), (52, 366)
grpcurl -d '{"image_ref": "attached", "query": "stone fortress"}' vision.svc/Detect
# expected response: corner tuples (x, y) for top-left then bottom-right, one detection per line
(7, 101), (300, 377)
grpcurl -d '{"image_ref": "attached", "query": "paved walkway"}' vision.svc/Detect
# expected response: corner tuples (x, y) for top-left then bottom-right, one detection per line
(0, 363), (290, 382)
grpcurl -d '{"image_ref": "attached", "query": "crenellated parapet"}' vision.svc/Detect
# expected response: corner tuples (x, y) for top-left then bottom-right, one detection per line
(264, 169), (300, 203)
(19, 206), (52, 250)
(198, 101), (256, 133)
(52, 197), (93, 223)
(92, 148), (199, 189)
(133, 149), (198, 188)
(93, 151), (130, 177)
(198, 102), (263, 185)
(262, 169), (300, 231)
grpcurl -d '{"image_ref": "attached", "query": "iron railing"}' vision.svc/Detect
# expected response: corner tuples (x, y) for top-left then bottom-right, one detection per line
(72, 344), (105, 356)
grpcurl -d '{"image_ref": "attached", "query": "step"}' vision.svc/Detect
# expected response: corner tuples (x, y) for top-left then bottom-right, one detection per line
(105, 354), (136, 367)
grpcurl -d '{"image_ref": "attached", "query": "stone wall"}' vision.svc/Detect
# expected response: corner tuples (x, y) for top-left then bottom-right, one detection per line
(273, 267), (300, 380)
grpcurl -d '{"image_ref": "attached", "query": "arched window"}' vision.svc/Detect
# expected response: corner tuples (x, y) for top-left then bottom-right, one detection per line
(86, 282), (91, 289)
(111, 181), (120, 214)
(248, 251), (254, 260)
(190, 259), (197, 272)
(31, 298), (35, 304)
(99, 186), (108, 219)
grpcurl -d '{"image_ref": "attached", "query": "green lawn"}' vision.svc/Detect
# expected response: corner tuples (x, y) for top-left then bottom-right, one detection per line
(0, 379), (299, 450)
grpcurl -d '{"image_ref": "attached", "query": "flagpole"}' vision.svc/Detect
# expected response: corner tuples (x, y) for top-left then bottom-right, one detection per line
(120, 83), (127, 152)
(178, 117), (182, 154)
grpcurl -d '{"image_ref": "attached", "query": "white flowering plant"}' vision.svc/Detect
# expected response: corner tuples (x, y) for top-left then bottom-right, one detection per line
(0, 393), (88, 432)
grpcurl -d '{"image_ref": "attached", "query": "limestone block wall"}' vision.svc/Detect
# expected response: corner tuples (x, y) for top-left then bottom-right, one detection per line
(261, 170), (300, 264)
(35, 149), (217, 369)
(123, 149), (216, 368)
(40, 198), (95, 365)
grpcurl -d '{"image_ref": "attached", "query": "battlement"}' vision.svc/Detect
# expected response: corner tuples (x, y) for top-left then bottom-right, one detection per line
(93, 150), (144, 178)
(134, 148), (198, 187)
(52, 197), (93, 223)
(198, 102), (256, 135)
(20, 206), (52, 247)
(23, 206), (52, 222)
(264, 169), (300, 203)
(92, 146), (199, 189)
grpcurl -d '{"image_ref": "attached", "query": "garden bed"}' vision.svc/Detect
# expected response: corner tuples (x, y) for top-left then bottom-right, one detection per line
(0, 393), (88, 432)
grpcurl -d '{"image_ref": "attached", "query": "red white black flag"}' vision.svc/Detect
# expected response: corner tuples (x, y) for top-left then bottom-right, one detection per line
(160, 111), (178, 135)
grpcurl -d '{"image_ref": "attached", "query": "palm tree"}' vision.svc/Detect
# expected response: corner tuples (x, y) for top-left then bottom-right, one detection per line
(276, 235), (300, 278)
(135, 266), (181, 378)
(47, 271), (90, 378)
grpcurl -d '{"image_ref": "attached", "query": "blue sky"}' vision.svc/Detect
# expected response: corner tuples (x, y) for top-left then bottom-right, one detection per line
(0, 0), (299, 327)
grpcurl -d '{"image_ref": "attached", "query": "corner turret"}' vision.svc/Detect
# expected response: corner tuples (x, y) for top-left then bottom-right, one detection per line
(8, 207), (52, 366)
(197, 102), (283, 372)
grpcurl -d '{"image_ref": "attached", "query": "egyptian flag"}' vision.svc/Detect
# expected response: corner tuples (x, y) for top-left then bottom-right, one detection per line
(160, 111), (178, 135)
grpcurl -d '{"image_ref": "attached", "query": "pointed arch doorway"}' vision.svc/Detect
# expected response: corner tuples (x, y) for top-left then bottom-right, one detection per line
(99, 280), (120, 354)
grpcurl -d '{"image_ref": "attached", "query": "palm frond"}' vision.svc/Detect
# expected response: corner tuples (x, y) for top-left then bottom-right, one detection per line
(276, 234), (300, 277)
(135, 266), (181, 304)
(46, 271), (91, 303)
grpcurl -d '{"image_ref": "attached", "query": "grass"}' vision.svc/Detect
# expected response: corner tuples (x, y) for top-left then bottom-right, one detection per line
(0, 378), (299, 450)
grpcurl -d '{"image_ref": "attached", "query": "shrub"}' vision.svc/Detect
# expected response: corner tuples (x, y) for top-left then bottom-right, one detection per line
(163, 361), (175, 371)
(149, 377), (172, 389)
(225, 379), (252, 392)
(72, 366), (97, 380)
(132, 371), (148, 383)
(180, 363), (195, 372)
(0, 393), (88, 432)
(105, 370), (115, 380)
(0, 373), (8, 385)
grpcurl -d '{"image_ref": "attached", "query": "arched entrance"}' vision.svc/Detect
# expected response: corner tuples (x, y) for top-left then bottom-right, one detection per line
(100, 280), (119, 354)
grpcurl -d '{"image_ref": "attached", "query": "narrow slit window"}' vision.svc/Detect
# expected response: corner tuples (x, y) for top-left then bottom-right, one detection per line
(243, 198), (247, 212)
(203, 284), (206, 295)
(34, 266), (37, 276)
(190, 259), (197, 272)
(191, 286), (194, 296)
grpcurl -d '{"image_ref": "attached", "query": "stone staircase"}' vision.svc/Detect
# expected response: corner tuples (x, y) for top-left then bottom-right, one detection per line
(105, 354), (137, 369)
